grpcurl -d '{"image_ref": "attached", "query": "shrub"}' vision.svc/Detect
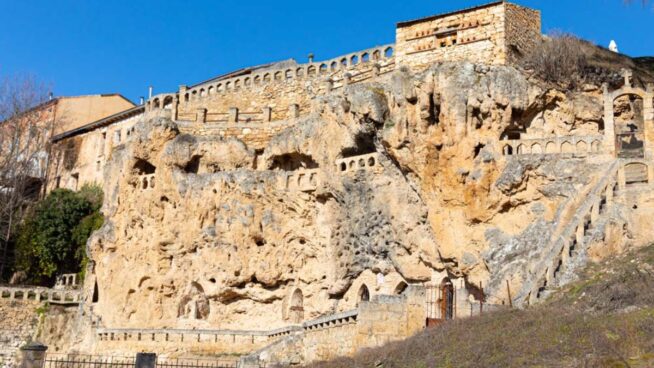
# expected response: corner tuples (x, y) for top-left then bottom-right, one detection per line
(522, 32), (589, 86)
(14, 185), (103, 284)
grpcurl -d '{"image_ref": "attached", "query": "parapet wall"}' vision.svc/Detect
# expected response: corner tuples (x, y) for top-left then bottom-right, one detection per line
(244, 286), (427, 366)
(146, 44), (395, 129)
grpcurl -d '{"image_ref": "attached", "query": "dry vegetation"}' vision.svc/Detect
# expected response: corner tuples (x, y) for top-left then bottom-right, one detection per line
(307, 244), (654, 368)
(521, 33), (654, 89)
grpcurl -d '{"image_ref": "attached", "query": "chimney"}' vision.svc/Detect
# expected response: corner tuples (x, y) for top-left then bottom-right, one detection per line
(308, 53), (314, 63)
(148, 86), (153, 99)
(48, 92), (53, 100)
(139, 97), (145, 105)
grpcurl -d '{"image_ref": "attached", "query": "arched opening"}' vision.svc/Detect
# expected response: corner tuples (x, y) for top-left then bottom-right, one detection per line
(503, 145), (513, 155)
(394, 282), (408, 295)
(274, 71), (282, 81)
(163, 96), (173, 108)
(361, 53), (370, 63)
(330, 61), (338, 71)
(133, 159), (156, 175)
(289, 289), (304, 324)
(531, 143), (542, 154)
(234, 80), (241, 89)
(296, 68), (304, 78)
(357, 284), (370, 305)
(624, 162), (649, 186)
(546, 141), (557, 153)
(92, 280), (99, 303)
(440, 278), (454, 320)
(351, 55), (359, 65)
(340, 58), (348, 67)
(614, 94), (645, 158)
(591, 140), (601, 152)
(244, 78), (251, 86)
(384, 47), (394, 58)
(372, 50), (381, 60)
(319, 64), (328, 74)
(561, 141), (574, 153)
(285, 69), (293, 80)
(576, 140), (588, 153)
(307, 66), (316, 76)
(269, 153), (318, 171)
(263, 73), (271, 82)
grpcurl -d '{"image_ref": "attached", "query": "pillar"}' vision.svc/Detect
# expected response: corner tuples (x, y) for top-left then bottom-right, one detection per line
(575, 223), (585, 247)
(602, 83), (616, 157)
(617, 165), (626, 191)
(561, 239), (570, 264)
(324, 78), (333, 92)
(343, 73), (352, 87)
(228, 108), (239, 123)
(372, 63), (381, 77)
(590, 200), (600, 224)
(179, 85), (187, 102)
(645, 84), (654, 160)
(20, 342), (47, 368)
(171, 95), (179, 120)
(262, 107), (272, 123)
(197, 108), (207, 124)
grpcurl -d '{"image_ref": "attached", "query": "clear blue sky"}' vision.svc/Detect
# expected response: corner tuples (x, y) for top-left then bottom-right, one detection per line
(0, 0), (652, 103)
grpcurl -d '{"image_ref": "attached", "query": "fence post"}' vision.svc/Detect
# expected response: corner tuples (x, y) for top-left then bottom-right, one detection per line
(135, 353), (157, 368)
(19, 342), (47, 368)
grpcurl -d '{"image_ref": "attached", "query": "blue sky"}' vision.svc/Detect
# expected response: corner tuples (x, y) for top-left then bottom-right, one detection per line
(0, 0), (652, 103)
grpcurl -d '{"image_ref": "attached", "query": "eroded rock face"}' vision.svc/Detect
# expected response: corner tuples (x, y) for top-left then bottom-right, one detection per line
(87, 62), (614, 329)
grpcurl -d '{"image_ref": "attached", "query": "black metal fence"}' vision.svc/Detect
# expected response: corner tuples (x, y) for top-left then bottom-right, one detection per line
(42, 354), (237, 368)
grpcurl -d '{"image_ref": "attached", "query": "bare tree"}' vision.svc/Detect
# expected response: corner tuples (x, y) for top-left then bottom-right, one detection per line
(0, 75), (54, 280)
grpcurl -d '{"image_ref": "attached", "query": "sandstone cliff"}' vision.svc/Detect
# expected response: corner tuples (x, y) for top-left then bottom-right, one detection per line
(79, 61), (641, 337)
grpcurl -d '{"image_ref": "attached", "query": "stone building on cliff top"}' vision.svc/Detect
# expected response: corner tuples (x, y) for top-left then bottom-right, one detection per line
(4, 1), (654, 366)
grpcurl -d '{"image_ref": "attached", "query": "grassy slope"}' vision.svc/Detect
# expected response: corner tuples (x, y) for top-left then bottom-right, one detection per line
(308, 245), (654, 368)
(634, 57), (654, 75)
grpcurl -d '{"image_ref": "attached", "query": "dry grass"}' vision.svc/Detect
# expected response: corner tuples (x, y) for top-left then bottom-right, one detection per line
(521, 33), (654, 89)
(307, 244), (654, 368)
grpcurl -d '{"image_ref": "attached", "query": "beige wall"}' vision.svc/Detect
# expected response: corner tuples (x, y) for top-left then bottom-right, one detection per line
(49, 112), (143, 192)
(54, 95), (135, 135)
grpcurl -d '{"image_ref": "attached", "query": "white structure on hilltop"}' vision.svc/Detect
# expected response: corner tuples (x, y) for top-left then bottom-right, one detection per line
(609, 40), (619, 53)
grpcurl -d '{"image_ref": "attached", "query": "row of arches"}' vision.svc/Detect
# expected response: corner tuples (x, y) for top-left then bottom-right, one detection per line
(503, 139), (602, 156)
(180, 47), (394, 102)
(287, 281), (408, 324)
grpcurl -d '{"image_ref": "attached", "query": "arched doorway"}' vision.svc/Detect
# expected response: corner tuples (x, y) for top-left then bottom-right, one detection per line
(289, 289), (304, 324)
(440, 278), (455, 320)
(357, 284), (370, 306)
(614, 94), (645, 158)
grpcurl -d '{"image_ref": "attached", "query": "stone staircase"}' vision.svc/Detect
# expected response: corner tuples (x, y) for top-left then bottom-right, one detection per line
(515, 160), (620, 306)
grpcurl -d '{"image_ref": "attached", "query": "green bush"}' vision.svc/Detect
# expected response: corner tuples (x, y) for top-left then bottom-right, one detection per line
(14, 184), (103, 284)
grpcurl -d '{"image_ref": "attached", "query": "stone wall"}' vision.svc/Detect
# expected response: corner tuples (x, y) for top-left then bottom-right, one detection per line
(160, 45), (395, 124)
(504, 2), (542, 63)
(49, 111), (143, 192)
(395, 2), (541, 69)
(395, 3), (508, 68)
(0, 299), (41, 366)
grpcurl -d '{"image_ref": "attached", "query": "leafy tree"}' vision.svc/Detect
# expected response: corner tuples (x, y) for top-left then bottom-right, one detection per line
(14, 184), (103, 284)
